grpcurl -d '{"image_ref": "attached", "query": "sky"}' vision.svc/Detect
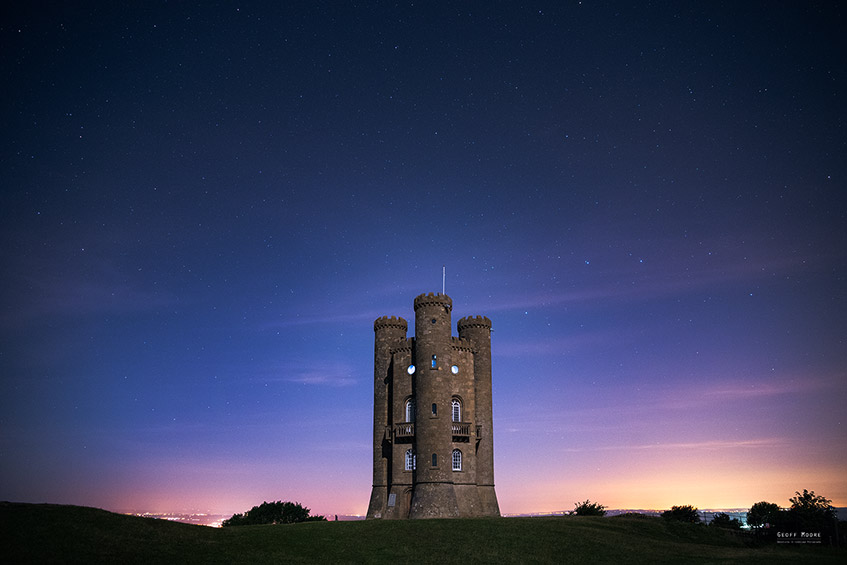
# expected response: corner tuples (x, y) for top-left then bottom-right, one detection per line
(1, 2), (845, 517)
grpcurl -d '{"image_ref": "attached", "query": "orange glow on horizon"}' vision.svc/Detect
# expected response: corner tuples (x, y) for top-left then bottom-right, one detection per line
(496, 461), (847, 514)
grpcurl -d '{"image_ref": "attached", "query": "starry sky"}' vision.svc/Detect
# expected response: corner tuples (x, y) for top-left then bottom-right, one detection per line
(1, 2), (845, 517)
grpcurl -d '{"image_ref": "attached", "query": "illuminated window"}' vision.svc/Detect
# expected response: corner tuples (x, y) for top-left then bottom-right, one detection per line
(405, 449), (416, 471)
(451, 398), (461, 422)
(405, 398), (415, 423)
(431, 354), (437, 368)
(452, 449), (462, 471)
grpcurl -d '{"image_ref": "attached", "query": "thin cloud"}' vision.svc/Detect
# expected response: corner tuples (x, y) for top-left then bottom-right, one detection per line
(558, 438), (785, 453)
(656, 372), (843, 410)
(254, 361), (359, 387)
(260, 309), (383, 329)
(467, 240), (830, 315)
(285, 371), (357, 387)
(0, 253), (179, 328)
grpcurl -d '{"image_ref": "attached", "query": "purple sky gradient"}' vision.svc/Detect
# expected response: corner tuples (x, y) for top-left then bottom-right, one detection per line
(1, 2), (845, 516)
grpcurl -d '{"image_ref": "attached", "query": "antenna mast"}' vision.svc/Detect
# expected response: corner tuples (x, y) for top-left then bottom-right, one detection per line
(442, 265), (446, 294)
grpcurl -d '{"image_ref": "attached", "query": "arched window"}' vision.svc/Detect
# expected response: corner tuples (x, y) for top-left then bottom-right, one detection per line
(452, 449), (462, 471)
(405, 398), (415, 423)
(431, 453), (437, 467)
(451, 398), (461, 422)
(405, 449), (415, 471)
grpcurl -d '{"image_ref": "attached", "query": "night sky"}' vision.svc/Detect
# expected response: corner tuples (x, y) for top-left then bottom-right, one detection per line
(2, 2), (845, 517)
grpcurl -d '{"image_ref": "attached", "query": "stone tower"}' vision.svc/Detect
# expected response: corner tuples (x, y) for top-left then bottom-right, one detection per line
(366, 293), (500, 519)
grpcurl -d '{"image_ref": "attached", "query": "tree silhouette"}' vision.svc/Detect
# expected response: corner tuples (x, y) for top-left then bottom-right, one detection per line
(573, 499), (606, 516)
(748, 491), (840, 545)
(786, 489), (837, 540)
(710, 512), (742, 530)
(661, 505), (700, 524)
(222, 501), (326, 527)
(746, 501), (781, 530)
(789, 490), (834, 519)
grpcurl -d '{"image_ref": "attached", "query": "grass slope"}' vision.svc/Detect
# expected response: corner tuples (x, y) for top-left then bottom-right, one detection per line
(1, 502), (842, 564)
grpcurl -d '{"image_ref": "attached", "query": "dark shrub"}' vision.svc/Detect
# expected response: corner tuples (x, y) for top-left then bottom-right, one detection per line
(661, 505), (700, 524)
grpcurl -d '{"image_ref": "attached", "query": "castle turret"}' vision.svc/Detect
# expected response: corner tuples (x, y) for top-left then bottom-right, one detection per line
(367, 315), (407, 519)
(458, 315), (500, 516)
(408, 293), (460, 518)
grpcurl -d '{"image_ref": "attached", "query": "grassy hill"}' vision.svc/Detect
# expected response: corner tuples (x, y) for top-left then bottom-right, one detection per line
(1, 502), (842, 563)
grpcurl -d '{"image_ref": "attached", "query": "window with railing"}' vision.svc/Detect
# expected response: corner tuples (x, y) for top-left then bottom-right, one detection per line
(405, 449), (416, 471)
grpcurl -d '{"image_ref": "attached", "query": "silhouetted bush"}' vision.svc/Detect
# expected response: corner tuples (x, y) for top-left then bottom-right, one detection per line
(222, 501), (325, 527)
(573, 499), (607, 516)
(661, 505), (700, 524)
(710, 512), (742, 530)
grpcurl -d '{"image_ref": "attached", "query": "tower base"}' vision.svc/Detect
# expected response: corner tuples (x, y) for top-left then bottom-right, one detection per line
(366, 486), (387, 519)
(478, 485), (501, 517)
(454, 483), (484, 517)
(408, 482), (460, 519)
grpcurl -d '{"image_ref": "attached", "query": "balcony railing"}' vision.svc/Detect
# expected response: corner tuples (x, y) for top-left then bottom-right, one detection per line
(395, 423), (415, 438)
(391, 422), (476, 441)
(451, 422), (471, 438)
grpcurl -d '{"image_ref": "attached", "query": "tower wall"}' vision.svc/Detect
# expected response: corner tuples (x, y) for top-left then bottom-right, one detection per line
(458, 315), (500, 516)
(408, 293), (459, 518)
(450, 342), (482, 516)
(386, 342), (413, 519)
(367, 316), (407, 519)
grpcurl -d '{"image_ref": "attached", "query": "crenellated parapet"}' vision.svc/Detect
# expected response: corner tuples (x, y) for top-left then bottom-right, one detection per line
(413, 292), (453, 312)
(390, 338), (413, 355)
(374, 315), (408, 332)
(457, 315), (492, 331)
(450, 336), (476, 353)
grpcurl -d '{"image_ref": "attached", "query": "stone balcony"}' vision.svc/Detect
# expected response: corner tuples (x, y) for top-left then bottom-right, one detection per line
(451, 422), (470, 438)
(394, 423), (415, 439)
(389, 422), (480, 443)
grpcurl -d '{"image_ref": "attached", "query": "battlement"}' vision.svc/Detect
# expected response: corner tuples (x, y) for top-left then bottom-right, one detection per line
(374, 315), (408, 332)
(413, 292), (453, 312)
(457, 315), (492, 331)
(390, 338), (413, 355)
(450, 336), (475, 353)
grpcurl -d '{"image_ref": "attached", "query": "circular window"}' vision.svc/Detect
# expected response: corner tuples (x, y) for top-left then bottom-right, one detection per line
(431, 318), (437, 324)
(407, 365), (416, 375)
(451, 365), (459, 374)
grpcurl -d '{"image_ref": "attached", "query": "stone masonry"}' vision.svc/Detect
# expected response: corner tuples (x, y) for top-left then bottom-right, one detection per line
(366, 293), (500, 519)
